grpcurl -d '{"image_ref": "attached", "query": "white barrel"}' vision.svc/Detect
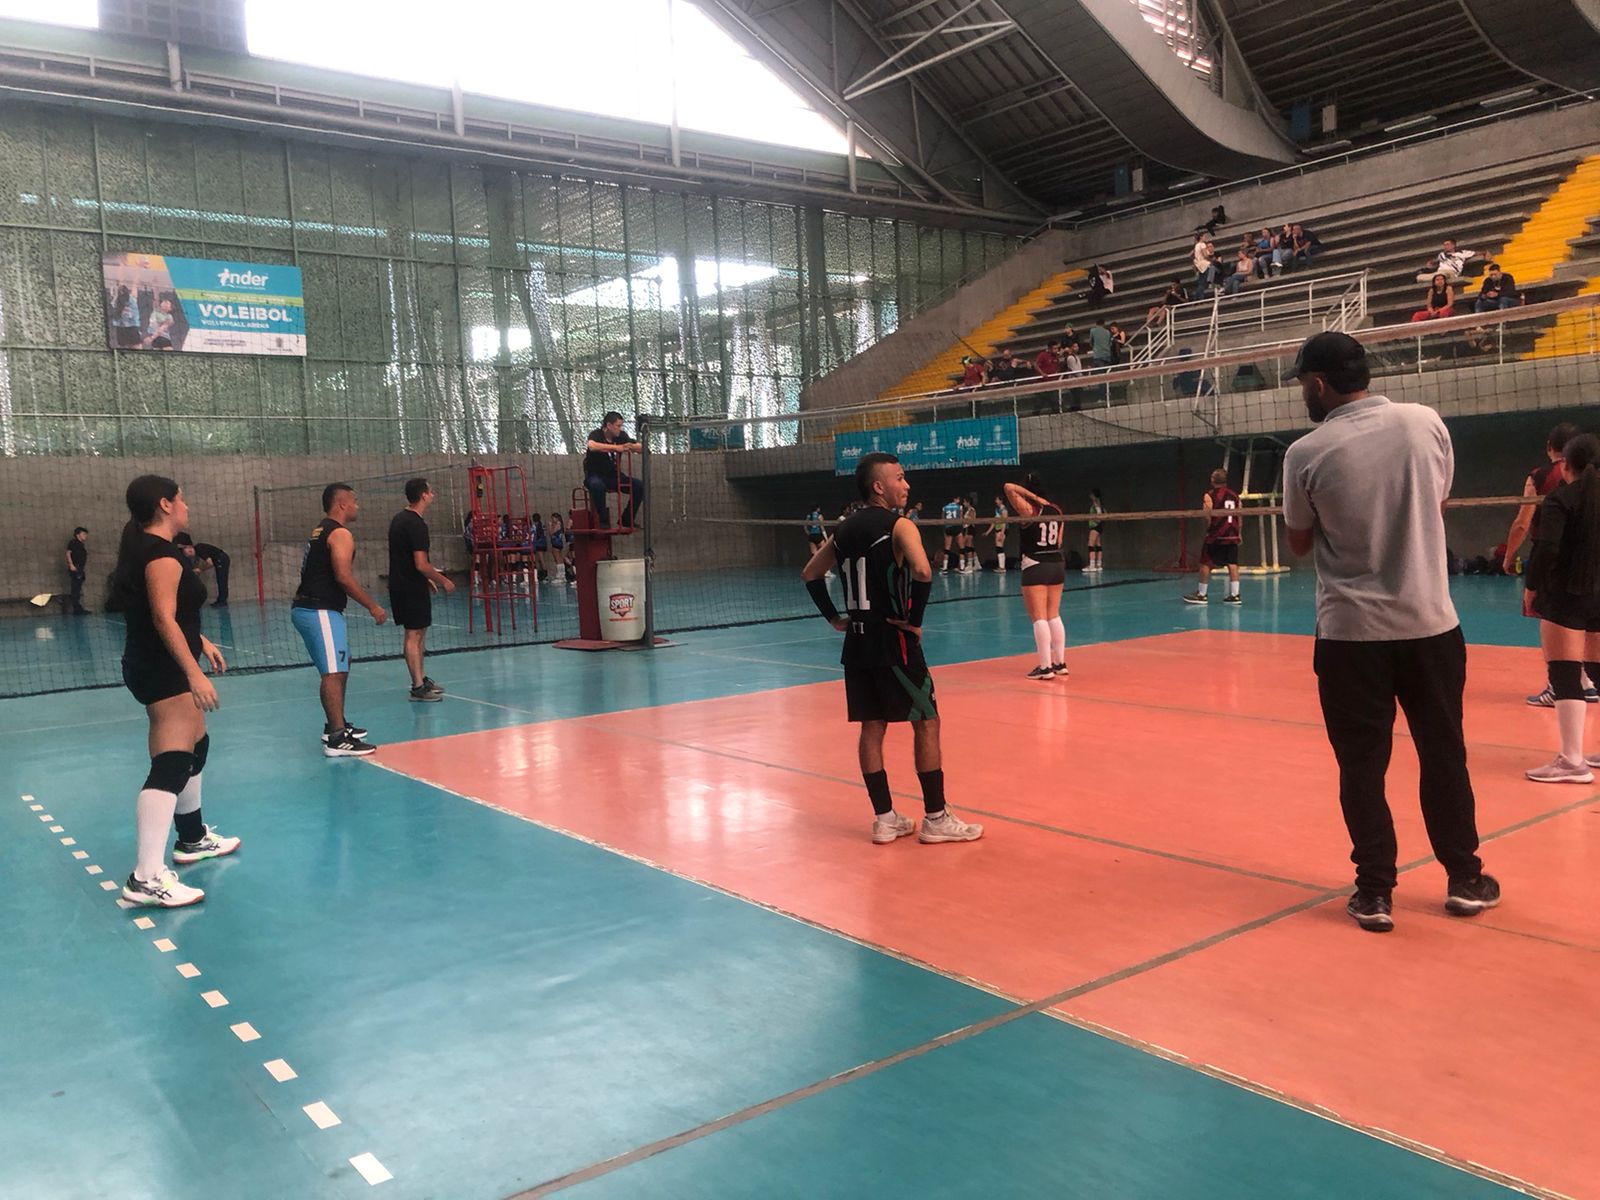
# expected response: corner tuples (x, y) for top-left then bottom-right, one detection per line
(596, 558), (647, 641)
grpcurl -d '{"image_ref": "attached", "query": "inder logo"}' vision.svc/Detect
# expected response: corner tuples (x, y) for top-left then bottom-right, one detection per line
(216, 267), (270, 289)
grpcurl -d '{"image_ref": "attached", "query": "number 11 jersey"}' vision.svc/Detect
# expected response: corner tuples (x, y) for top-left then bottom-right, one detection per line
(832, 504), (915, 667)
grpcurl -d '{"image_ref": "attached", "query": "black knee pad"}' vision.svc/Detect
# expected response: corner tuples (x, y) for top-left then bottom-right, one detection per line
(1548, 660), (1585, 701)
(145, 750), (196, 795)
(190, 734), (210, 775)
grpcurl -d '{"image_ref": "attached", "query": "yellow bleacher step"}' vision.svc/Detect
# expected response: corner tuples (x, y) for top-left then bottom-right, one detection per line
(1525, 276), (1600, 359)
(879, 267), (1085, 401)
(1496, 156), (1600, 284)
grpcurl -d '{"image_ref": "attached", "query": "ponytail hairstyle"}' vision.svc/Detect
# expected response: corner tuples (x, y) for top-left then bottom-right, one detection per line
(1565, 433), (1600, 594)
(114, 474), (181, 591)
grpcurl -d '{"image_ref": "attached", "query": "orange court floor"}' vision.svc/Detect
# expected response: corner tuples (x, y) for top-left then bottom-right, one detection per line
(379, 628), (1600, 1200)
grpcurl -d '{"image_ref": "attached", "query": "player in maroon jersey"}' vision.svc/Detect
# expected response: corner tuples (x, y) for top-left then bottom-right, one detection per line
(1183, 468), (1243, 605)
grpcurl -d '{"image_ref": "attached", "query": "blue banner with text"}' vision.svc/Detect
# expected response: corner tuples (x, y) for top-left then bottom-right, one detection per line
(834, 415), (1019, 476)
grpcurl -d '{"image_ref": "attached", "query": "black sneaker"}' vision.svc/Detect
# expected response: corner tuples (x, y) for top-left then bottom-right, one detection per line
(420, 676), (444, 697)
(409, 684), (443, 703)
(1051, 662), (1069, 677)
(1445, 873), (1501, 917)
(1025, 666), (1056, 681)
(324, 731), (377, 758)
(323, 723), (369, 741)
(1222, 594), (1242, 605)
(1346, 890), (1394, 932)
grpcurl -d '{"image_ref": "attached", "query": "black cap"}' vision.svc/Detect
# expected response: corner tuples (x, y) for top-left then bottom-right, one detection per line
(1284, 330), (1366, 383)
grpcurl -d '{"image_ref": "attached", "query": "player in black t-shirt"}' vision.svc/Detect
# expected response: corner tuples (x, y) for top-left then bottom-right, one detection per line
(112, 475), (239, 909)
(1005, 476), (1068, 680)
(291, 483), (388, 756)
(389, 478), (455, 702)
(583, 411), (647, 529)
(65, 526), (89, 614)
(802, 452), (982, 845)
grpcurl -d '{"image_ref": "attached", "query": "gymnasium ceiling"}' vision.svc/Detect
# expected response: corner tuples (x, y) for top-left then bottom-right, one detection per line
(701, 0), (1594, 217)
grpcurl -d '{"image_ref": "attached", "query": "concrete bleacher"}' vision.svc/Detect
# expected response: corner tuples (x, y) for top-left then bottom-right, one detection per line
(886, 151), (1600, 396)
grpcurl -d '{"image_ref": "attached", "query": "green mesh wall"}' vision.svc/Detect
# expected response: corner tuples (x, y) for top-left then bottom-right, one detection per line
(0, 101), (1018, 457)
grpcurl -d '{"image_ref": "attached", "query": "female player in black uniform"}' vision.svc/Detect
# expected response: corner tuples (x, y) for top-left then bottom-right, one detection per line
(802, 452), (982, 845)
(1525, 433), (1600, 783)
(1005, 475), (1067, 680)
(114, 475), (239, 909)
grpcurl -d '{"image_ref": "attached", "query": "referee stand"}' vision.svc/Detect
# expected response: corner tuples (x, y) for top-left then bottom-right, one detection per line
(556, 442), (667, 652)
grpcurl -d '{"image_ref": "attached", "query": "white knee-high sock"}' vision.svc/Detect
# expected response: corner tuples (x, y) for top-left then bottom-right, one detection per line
(1048, 616), (1065, 662)
(1556, 699), (1586, 763)
(1032, 619), (1052, 669)
(175, 773), (201, 816)
(136, 788), (179, 880)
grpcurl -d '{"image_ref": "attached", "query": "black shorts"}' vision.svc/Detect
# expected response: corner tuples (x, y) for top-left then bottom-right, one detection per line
(943, 526), (961, 538)
(808, 535), (824, 549)
(1020, 557), (1066, 587)
(390, 587), (432, 631)
(123, 655), (190, 707)
(1203, 541), (1240, 567)
(844, 660), (938, 723)
(1534, 593), (1600, 632)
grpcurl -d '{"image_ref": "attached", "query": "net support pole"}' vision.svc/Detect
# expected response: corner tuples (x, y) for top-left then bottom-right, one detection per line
(253, 485), (265, 607)
(640, 415), (656, 650)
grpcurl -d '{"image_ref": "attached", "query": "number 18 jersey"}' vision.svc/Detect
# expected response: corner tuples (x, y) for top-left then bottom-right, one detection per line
(1020, 501), (1064, 562)
(832, 505), (914, 667)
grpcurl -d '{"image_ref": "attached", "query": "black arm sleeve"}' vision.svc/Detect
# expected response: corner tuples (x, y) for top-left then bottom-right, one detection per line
(907, 578), (933, 628)
(805, 577), (840, 623)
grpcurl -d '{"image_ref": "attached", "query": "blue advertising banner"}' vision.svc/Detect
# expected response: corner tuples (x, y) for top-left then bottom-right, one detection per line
(834, 415), (1019, 476)
(102, 252), (306, 356)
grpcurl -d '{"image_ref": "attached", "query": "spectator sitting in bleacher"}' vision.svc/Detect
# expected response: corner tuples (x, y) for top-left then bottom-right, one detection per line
(1474, 263), (1520, 312)
(1253, 228), (1277, 278)
(1085, 263), (1115, 309)
(1411, 274), (1456, 322)
(1289, 223), (1320, 270)
(1417, 238), (1476, 283)
(1034, 342), (1061, 378)
(1269, 223), (1294, 276)
(1196, 204), (1227, 237)
(959, 355), (988, 388)
(1146, 279), (1189, 327)
(1193, 234), (1218, 296)
(1222, 244), (1255, 295)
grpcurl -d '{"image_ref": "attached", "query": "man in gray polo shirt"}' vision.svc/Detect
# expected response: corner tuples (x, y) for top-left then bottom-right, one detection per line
(1282, 332), (1500, 933)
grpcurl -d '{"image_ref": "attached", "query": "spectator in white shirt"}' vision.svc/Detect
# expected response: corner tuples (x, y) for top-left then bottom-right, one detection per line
(1193, 235), (1217, 296)
(1417, 238), (1476, 283)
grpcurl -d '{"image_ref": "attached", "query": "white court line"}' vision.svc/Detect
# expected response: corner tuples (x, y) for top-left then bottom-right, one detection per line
(49, 825), (62, 833)
(302, 1101), (341, 1130)
(59, 836), (75, 845)
(72, 851), (89, 860)
(263, 1059), (297, 1083)
(349, 1153), (392, 1185)
(84, 865), (102, 876)
(38, 814), (53, 822)
(132, 916), (154, 930)
(230, 1022), (260, 1042)
(199, 990), (228, 1008)
(99, 880), (119, 891)
(176, 963), (201, 979)
(21, 794), (33, 801)
(29, 804), (42, 811)
(153, 938), (176, 953)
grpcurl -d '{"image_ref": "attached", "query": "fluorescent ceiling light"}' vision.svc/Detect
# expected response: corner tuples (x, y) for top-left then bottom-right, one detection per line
(1383, 114), (1436, 133)
(1479, 87), (1539, 108)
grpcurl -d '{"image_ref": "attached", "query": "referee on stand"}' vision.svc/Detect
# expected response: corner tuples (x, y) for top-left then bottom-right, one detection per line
(1282, 332), (1500, 933)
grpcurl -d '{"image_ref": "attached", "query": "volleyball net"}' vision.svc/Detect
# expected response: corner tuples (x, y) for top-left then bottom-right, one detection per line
(2, 296), (1596, 695)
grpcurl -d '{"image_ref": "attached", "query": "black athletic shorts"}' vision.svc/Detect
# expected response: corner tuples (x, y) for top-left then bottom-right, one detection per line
(1203, 541), (1240, 567)
(1534, 592), (1600, 632)
(943, 525), (961, 538)
(808, 535), (824, 548)
(123, 655), (190, 707)
(1020, 557), (1066, 587)
(390, 586), (432, 631)
(844, 660), (939, 723)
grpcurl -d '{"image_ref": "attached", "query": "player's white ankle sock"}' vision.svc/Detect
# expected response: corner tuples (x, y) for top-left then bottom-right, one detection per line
(1197, 581), (1209, 598)
(1032, 620), (1052, 669)
(1228, 581), (1239, 597)
(1048, 616), (1065, 662)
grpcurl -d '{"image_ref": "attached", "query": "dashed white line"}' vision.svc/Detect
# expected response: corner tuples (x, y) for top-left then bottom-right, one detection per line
(21, 794), (34, 801)
(176, 963), (201, 979)
(303, 1101), (341, 1130)
(200, 990), (228, 1009)
(38, 814), (53, 822)
(229, 1021), (260, 1042)
(85, 865), (102, 876)
(49, 825), (62, 833)
(29, 804), (42, 812)
(349, 1153), (393, 1185)
(263, 1059), (297, 1083)
(59, 836), (75, 846)
(152, 937), (176, 953)
(72, 851), (89, 860)
(132, 916), (155, 930)
(99, 880), (119, 892)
